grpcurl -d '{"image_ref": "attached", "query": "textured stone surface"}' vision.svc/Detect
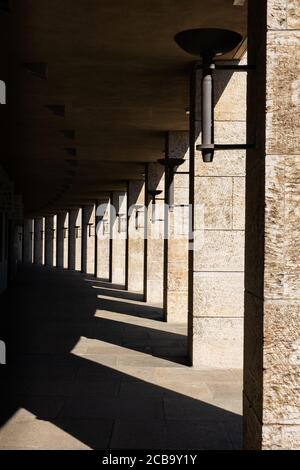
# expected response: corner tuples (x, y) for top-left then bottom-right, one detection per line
(233, 177), (245, 230)
(195, 177), (232, 229)
(266, 31), (300, 155)
(194, 230), (244, 272)
(193, 272), (244, 317)
(262, 424), (300, 450)
(112, 192), (126, 285)
(127, 180), (145, 293)
(244, 0), (300, 450)
(267, 0), (288, 28)
(147, 164), (165, 306)
(192, 317), (243, 369)
(287, 0), (300, 29)
(96, 198), (110, 280)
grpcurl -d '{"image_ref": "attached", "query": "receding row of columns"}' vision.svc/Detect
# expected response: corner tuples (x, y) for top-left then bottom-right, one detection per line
(19, 0), (300, 448)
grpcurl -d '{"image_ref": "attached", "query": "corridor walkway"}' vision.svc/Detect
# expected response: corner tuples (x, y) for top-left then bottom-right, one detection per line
(0, 266), (242, 450)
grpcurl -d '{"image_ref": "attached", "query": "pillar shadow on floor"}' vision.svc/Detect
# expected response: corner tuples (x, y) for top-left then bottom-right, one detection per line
(0, 266), (242, 450)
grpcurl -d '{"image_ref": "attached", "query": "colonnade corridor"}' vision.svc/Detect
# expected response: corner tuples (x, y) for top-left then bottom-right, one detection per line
(0, 265), (241, 450)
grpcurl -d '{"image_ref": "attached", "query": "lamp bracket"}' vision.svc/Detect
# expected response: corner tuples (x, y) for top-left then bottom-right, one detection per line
(196, 143), (255, 151)
(196, 64), (255, 72)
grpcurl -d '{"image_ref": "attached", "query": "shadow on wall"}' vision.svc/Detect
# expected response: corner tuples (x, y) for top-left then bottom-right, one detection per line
(0, 266), (241, 450)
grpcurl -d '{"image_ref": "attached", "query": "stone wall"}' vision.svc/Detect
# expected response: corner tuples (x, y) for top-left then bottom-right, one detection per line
(82, 205), (96, 275)
(164, 131), (189, 322)
(244, 0), (300, 451)
(189, 57), (247, 368)
(68, 208), (82, 272)
(146, 163), (165, 306)
(96, 198), (111, 281)
(127, 180), (145, 294)
(112, 192), (127, 286)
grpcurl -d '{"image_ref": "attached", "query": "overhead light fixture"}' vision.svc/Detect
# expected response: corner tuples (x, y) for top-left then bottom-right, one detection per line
(175, 28), (254, 162)
(24, 63), (48, 80)
(233, 0), (246, 6)
(46, 105), (65, 117)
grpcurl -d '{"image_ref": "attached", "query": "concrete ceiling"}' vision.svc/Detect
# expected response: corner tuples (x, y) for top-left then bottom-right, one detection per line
(0, 0), (247, 216)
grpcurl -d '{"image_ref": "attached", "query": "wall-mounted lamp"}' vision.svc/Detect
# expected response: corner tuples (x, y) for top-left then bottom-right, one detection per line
(174, 28), (254, 162)
(87, 223), (94, 238)
(117, 213), (126, 233)
(75, 225), (81, 239)
(50, 228), (56, 240)
(148, 189), (162, 223)
(158, 158), (185, 210)
(63, 227), (68, 239)
(134, 205), (144, 230)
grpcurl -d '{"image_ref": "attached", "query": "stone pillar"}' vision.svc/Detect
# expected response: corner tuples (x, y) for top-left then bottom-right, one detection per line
(56, 212), (68, 269)
(96, 197), (111, 281)
(146, 163), (165, 306)
(81, 204), (96, 275)
(244, 0), (300, 450)
(111, 191), (127, 287)
(68, 208), (82, 272)
(45, 215), (56, 267)
(0, 211), (7, 293)
(126, 180), (145, 294)
(111, 191), (127, 286)
(163, 132), (190, 322)
(23, 218), (33, 264)
(188, 56), (247, 367)
(34, 217), (44, 265)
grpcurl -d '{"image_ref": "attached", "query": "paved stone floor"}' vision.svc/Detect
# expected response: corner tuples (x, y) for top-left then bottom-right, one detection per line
(0, 266), (242, 450)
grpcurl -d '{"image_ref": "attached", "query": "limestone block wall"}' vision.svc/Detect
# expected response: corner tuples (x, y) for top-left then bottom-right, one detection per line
(82, 205), (96, 275)
(0, 211), (7, 294)
(96, 198), (111, 281)
(112, 192), (127, 286)
(164, 131), (190, 322)
(127, 180), (145, 294)
(244, 0), (300, 450)
(189, 56), (247, 368)
(23, 218), (33, 264)
(68, 208), (82, 272)
(34, 217), (45, 265)
(56, 212), (68, 269)
(146, 163), (165, 306)
(45, 215), (56, 267)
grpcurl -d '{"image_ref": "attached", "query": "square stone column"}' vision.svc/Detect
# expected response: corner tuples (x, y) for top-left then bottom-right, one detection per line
(244, 0), (300, 450)
(95, 196), (111, 281)
(163, 132), (189, 322)
(56, 212), (69, 269)
(45, 215), (56, 267)
(189, 55), (247, 367)
(146, 163), (165, 306)
(34, 217), (45, 265)
(111, 191), (127, 286)
(81, 204), (96, 275)
(23, 218), (33, 264)
(68, 208), (82, 272)
(126, 180), (145, 294)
